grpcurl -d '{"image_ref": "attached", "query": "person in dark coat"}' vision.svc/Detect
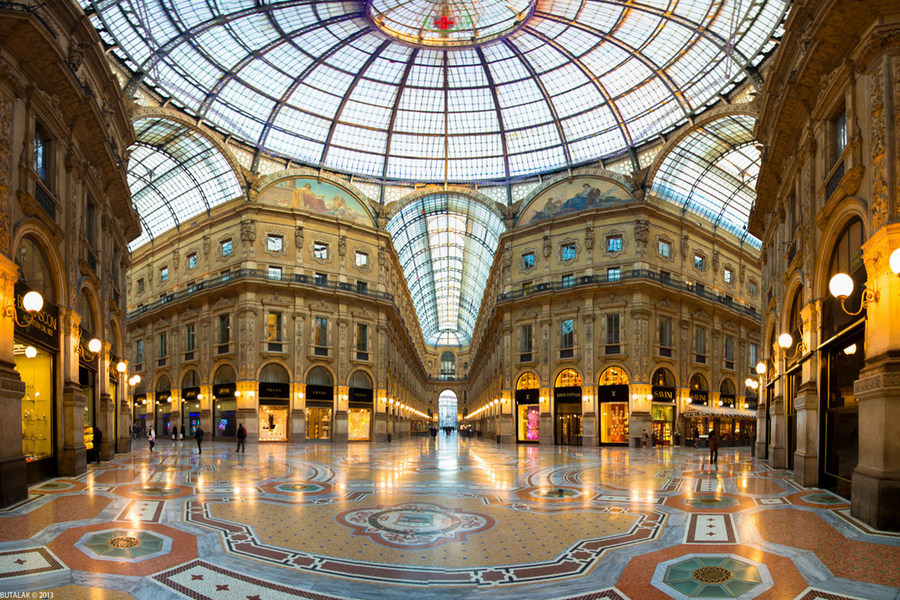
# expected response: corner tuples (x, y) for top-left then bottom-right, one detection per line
(709, 429), (720, 464)
(194, 425), (204, 454)
(148, 426), (155, 452)
(236, 423), (246, 453)
(172, 424), (179, 442)
(93, 426), (102, 463)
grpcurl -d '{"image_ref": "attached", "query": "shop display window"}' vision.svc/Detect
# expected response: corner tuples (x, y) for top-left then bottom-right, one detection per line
(600, 402), (629, 443)
(214, 398), (237, 437)
(259, 405), (288, 441)
(348, 408), (372, 441)
(516, 404), (540, 441)
(651, 404), (675, 445)
(16, 343), (54, 462)
(306, 406), (332, 439)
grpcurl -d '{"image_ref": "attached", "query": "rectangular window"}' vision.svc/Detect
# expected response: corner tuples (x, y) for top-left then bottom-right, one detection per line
(355, 251), (368, 267)
(267, 235), (283, 252)
(832, 109), (847, 164)
(659, 317), (672, 356)
(185, 324), (195, 352)
(356, 281), (368, 294)
(137, 278), (145, 293)
(694, 255), (705, 270)
(606, 314), (620, 345)
(221, 239), (233, 256)
(315, 272), (327, 285)
(658, 240), (671, 258)
(315, 317), (328, 355)
(695, 327), (706, 363)
(86, 200), (96, 248)
(725, 335), (735, 369)
(607, 235), (623, 252)
(187, 253), (197, 269)
(522, 252), (535, 269)
(659, 270), (671, 283)
(560, 318), (574, 358)
(218, 315), (230, 344)
(34, 125), (50, 184)
(749, 281), (758, 296)
(357, 323), (368, 352)
(607, 267), (621, 282)
(561, 243), (576, 260)
(520, 324), (533, 356)
(158, 333), (167, 358)
(136, 340), (144, 364)
(749, 342), (758, 368)
(267, 312), (283, 341)
(160, 266), (168, 282)
(561, 273), (574, 288)
(314, 242), (328, 259)
(522, 281), (533, 295)
(268, 266), (282, 280)
(723, 268), (733, 284)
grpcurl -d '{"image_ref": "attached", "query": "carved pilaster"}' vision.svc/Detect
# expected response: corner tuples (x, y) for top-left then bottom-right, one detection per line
(870, 61), (889, 230)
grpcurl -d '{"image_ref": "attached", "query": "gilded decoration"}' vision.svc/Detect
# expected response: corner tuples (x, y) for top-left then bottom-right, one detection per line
(517, 177), (633, 225)
(258, 177), (374, 226)
(870, 63), (888, 230)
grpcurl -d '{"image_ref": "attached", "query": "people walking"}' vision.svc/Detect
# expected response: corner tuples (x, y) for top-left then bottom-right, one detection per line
(148, 426), (155, 452)
(172, 425), (179, 442)
(709, 429), (720, 464)
(236, 423), (246, 453)
(641, 429), (649, 449)
(194, 425), (204, 454)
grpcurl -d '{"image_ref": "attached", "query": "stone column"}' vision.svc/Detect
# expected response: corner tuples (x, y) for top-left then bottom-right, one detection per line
(851, 224), (900, 529)
(0, 256), (26, 506)
(60, 309), (86, 476)
(792, 303), (819, 485)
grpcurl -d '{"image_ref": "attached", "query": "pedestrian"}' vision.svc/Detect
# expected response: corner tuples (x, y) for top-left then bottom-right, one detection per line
(236, 423), (246, 453)
(693, 427), (700, 449)
(194, 424), (204, 454)
(93, 426), (102, 463)
(172, 424), (179, 442)
(148, 426), (155, 452)
(641, 429), (649, 449)
(709, 429), (720, 464)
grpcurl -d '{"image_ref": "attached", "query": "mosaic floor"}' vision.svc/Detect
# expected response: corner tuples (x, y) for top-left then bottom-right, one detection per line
(1, 436), (898, 600)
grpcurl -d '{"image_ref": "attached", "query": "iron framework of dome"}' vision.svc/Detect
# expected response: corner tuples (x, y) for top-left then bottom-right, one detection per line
(83, 0), (784, 185)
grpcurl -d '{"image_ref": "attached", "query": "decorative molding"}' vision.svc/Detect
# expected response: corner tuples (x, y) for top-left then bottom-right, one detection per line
(869, 63), (888, 230)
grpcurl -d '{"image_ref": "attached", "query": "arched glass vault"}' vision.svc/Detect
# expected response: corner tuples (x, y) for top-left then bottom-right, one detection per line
(387, 193), (504, 347)
(127, 118), (243, 250)
(83, 0), (784, 184)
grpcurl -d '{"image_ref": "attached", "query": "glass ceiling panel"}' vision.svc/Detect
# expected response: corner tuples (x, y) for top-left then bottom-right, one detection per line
(651, 114), (761, 248)
(126, 118), (243, 251)
(386, 194), (504, 346)
(82, 0), (785, 184)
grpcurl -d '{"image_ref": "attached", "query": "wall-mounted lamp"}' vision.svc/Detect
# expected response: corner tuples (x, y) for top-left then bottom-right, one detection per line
(116, 361), (127, 373)
(843, 343), (857, 356)
(128, 374), (142, 386)
(24, 345), (37, 359)
(76, 336), (103, 360)
(745, 378), (759, 390)
(778, 332), (806, 360)
(829, 273), (878, 316)
(197, 394), (204, 400)
(755, 362), (766, 376)
(6, 291), (43, 328)
(234, 390), (241, 397)
(890, 248), (900, 277)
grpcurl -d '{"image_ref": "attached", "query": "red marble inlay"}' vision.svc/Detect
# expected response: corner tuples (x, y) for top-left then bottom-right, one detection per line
(0, 495), (111, 542)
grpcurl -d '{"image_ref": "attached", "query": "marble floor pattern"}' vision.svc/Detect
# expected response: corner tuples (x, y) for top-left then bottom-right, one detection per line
(0, 436), (898, 600)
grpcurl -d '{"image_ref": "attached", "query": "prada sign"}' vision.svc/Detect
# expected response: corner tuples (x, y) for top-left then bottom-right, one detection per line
(349, 387), (373, 403)
(306, 384), (333, 400)
(259, 382), (290, 398)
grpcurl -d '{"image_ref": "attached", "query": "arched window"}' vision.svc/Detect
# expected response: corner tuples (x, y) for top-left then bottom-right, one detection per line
(720, 379), (736, 395)
(440, 352), (456, 379)
(598, 367), (629, 386)
(181, 369), (200, 388)
(516, 372), (540, 389)
(824, 217), (866, 337)
(690, 373), (708, 391)
(78, 290), (95, 335)
(307, 366), (333, 387)
(213, 364), (236, 384)
(349, 370), (373, 389)
(260, 363), (290, 383)
(555, 368), (582, 388)
(15, 236), (55, 302)
(155, 374), (171, 395)
(652, 368), (676, 388)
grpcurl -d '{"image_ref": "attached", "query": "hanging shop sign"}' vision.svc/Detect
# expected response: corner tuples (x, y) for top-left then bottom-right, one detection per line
(181, 386), (201, 401)
(306, 384), (333, 400)
(349, 387), (373, 403)
(689, 390), (708, 405)
(652, 386), (676, 402)
(554, 386), (581, 402)
(13, 283), (59, 348)
(259, 382), (290, 398)
(515, 388), (539, 404)
(597, 384), (628, 402)
(212, 383), (235, 397)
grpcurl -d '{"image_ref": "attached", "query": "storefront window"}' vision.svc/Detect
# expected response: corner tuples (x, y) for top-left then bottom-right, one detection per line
(651, 404), (674, 445)
(16, 343), (53, 462)
(258, 405), (288, 441)
(600, 402), (629, 444)
(348, 408), (372, 441)
(517, 404), (540, 441)
(306, 407), (332, 439)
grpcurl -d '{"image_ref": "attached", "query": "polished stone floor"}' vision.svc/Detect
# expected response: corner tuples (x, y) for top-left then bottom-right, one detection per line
(1, 435), (898, 600)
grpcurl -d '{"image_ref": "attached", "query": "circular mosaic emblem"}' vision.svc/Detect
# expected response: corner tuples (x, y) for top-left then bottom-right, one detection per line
(656, 554), (773, 599)
(683, 495), (738, 509)
(801, 492), (846, 505)
(275, 483), (324, 494)
(76, 529), (172, 563)
(108, 536), (141, 549)
(532, 487), (580, 499)
(336, 502), (495, 548)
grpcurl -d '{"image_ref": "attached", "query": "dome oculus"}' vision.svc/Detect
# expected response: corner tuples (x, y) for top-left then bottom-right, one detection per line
(368, 0), (535, 47)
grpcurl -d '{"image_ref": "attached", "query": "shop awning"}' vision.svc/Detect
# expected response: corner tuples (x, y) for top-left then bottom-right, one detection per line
(682, 405), (757, 418)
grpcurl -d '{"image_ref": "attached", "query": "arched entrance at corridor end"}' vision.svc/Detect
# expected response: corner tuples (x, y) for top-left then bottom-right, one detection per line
(438, 390), (458, 429)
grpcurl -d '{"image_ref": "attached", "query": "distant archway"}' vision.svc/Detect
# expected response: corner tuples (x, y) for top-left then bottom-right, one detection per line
(438, 389), (458, 429)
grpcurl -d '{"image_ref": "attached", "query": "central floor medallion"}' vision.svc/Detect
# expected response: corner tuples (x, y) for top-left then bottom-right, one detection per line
(336, 502), (494, 548)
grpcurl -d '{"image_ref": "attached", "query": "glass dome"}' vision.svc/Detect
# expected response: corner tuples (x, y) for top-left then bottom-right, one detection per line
(83, 0), (785, 184)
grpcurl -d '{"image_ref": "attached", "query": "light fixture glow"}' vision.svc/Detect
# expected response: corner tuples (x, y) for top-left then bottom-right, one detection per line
(756, 362), (766, 375)
(22, 291), (44, 313)
(843, 343), (857, 355)
(116, 361), (127, 373)
(88, 338), (102, 354)
(829, 273), (854, 298)
(24, 345), (37, 359)
(890, 248), (900, 275)
(778, 333), (794, 349)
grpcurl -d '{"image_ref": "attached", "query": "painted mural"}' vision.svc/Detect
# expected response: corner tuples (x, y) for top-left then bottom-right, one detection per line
(258, 177), (372, 225)
(518, 177), (633, 225)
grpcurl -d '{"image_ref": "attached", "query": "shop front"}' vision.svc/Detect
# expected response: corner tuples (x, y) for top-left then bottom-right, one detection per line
(259, 381), (290, 442)
(78, 326), (100, 460)
(306, 366), (334, 440)
(597, 367), (629, 445)
(154, 375), (172, 437)
(181, 386), (201, 438)
(554, 369), (582, 446)
(515, 372), (540, 443)
(133, 392), (148, 435)
(685, 373), (709, 443)
(13, 283), (59, 485)
(651, 368), (677, 446)
(348, 370), (374, 441)
(212, 364), (237, 439)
